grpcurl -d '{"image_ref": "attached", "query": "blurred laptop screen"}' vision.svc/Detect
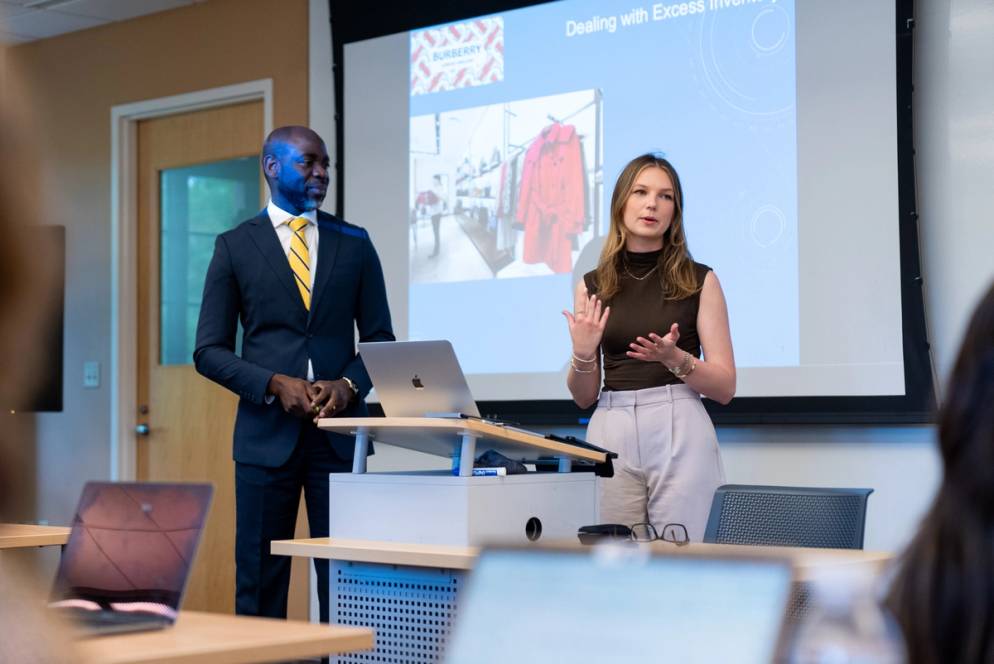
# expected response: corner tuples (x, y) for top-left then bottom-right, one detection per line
(50, 482), (213, 635)
(444, 547), (792, 664)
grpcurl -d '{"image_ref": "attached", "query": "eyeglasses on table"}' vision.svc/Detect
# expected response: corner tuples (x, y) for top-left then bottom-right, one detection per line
(629, 522), (689, 546)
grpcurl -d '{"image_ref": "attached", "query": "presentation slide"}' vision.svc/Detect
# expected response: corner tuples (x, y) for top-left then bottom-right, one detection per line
(344, 0), (904, 401)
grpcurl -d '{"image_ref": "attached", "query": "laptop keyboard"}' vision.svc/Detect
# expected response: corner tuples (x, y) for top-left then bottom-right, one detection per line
(79, 610), (151, 626)
(60, 608), (171, 635)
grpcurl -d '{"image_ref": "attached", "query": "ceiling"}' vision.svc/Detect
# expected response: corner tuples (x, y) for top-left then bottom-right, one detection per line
(0, 0), (204, 44)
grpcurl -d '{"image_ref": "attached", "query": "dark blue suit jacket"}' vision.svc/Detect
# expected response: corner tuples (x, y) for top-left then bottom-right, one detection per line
(193, 209), (394, 467)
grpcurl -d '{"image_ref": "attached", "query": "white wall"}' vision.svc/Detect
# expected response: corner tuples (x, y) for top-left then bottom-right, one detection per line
(916, 0), (994, 369)
(23, 0), (994, 555)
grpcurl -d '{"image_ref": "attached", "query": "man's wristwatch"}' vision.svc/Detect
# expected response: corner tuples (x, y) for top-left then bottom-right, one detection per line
(341, 376), (359, 401)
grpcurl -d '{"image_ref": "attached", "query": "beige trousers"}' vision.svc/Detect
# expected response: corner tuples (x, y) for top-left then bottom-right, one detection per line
(586, 383), (726, 542)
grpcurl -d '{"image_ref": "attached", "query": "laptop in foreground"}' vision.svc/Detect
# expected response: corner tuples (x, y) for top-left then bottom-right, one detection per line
(49, 481), (213, 637)
(358, 339), (481, 417)
(444, 545), (794, 663)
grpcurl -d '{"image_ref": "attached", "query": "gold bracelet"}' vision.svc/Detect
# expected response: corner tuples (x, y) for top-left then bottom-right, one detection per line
(571, 351), (598, 364)
(570, 358), (596, 374)
(669, 351), (696, 379)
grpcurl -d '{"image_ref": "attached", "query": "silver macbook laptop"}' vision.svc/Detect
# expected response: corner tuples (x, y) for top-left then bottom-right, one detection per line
(49, 481), (213, 637)
(358, 340), (481, 417)
(444, 546), (794, 664)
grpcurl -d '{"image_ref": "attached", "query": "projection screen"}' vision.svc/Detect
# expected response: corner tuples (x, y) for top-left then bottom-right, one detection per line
(335, 0), (933, 423)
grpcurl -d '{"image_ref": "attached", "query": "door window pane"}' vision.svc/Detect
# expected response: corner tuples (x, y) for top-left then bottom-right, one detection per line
(160, 157), (259, 365)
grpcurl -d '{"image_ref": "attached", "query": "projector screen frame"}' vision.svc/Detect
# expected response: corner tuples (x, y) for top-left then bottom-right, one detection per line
(330, 0), (935, 425)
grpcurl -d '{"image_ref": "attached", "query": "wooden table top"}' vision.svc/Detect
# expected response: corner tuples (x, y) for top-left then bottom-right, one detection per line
(0, 523), (71, 549)
(318, 417), (609, 465)
(272, 536), (479, 570)
(272, 536), (892, 581)
(74, 610), (374, 664)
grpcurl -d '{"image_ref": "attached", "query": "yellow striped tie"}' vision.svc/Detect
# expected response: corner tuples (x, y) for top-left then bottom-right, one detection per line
(287, 217), (311, 310)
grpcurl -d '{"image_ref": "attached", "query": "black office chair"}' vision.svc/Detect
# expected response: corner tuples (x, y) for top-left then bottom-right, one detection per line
(703, 484), (874, 627)
(702, 484), (874, 549)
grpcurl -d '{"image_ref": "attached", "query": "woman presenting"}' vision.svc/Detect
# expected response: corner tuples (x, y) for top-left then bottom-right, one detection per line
(564, 153), (736, 541)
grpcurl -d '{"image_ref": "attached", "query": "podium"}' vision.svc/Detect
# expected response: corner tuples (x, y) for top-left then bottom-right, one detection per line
(324, 417), (610, 545)
(315, 416), (610, 663)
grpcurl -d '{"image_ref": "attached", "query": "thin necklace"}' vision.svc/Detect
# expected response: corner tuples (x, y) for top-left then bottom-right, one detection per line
(623, 263), (658, 281)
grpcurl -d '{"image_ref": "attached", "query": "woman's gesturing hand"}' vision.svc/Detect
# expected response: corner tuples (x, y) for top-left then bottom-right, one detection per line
(563, 286), (610, 360)
(627, 322), (684, 367)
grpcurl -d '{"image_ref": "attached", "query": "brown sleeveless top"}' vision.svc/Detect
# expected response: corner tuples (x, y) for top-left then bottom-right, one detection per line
(583, 251), (710, 392)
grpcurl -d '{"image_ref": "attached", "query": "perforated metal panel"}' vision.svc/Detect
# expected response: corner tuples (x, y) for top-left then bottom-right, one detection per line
(331, 560), (465, 664)
(713, 491), (866, 548)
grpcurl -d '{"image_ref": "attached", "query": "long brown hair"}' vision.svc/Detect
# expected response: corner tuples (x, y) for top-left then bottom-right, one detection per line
(886, 280), (994, 664)
(594, 153), (700, 301)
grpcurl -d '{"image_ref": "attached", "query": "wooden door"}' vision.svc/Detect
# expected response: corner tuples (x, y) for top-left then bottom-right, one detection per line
(136, 102), (310, 616)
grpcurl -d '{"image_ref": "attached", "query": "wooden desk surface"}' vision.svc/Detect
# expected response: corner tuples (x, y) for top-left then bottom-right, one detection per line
(319, 417), (608, 464)
(666, 542), (892, 581)
(75, 611), (374, 664)
(272, 536), (890, 580)
(0, 523), (71, 549)
(272, 537), (479, 570)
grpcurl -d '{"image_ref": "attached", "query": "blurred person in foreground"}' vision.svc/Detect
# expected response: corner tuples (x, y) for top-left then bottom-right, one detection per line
(0, 46), (78, 663)
(886, 280), (994, 664)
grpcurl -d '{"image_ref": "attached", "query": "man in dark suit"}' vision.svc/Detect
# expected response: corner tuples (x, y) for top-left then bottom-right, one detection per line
(193, 126), (393, 620)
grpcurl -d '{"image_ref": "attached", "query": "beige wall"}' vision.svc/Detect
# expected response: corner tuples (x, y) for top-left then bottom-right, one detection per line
(3, 0), (309, 523)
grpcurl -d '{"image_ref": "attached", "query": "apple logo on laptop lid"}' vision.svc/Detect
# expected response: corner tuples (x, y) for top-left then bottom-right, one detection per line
(412, 374), (425, 390)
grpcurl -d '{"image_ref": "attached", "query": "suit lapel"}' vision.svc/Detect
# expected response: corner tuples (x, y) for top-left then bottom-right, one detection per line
(246, 211), (306, 312)
(309, 213), (341, 316)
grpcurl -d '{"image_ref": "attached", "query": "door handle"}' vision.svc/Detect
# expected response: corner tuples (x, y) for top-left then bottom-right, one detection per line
(135, 423), (150, 436)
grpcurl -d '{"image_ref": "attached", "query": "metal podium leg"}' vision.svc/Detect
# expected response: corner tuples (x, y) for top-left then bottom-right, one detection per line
(351, 427), (369, 474)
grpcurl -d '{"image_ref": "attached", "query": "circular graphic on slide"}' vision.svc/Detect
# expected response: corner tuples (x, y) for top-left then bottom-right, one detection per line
(724, 189), (796, 272)
(751, 6), (790, 55)
(694, 3), (795, 118)
(749, 204), (786, 248)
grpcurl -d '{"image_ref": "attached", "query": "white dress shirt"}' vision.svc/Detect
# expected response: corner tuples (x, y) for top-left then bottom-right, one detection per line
(267, 199), (318, 382)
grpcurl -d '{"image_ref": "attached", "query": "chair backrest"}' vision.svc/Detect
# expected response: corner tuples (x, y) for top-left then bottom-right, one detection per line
(702, 484), (873, 549)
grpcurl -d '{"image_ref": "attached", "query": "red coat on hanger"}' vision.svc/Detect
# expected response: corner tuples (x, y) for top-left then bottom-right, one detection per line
(516, 123), (585, 273)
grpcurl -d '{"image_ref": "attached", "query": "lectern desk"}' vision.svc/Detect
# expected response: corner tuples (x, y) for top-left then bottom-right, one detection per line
(314, 416), (609, 663)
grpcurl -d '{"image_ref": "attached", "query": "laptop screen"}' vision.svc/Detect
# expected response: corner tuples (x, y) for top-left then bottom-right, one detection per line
(50, 482), (213, 622)
(359, 340), (481, 417)
(444, 547), (793, 664)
